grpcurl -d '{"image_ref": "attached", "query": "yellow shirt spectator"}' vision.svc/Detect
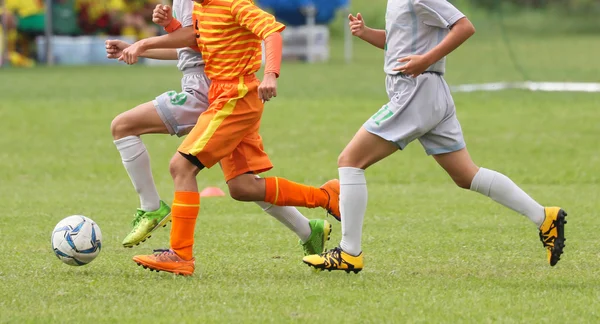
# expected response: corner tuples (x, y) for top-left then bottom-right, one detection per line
(122, 0), (153, 13)
(6, 0), (44, 17)
(75, 0), (124, 21)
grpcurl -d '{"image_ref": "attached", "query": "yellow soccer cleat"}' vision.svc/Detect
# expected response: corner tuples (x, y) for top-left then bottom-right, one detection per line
(303, 247), (363, 273)
(539, 207), (567, 266)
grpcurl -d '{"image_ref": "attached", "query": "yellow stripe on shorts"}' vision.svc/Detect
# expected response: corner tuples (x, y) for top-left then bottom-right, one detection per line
(189, 76), (249, 155)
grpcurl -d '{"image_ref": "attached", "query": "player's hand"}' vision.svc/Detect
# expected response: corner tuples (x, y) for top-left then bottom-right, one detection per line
(348, 13), (366, 37)
(119, 40), (146, 65)
(393, 55), (432, 78)
(105, 39), (131, 59)
(259, 73), (278, 102)
(153, 4), (173, 27)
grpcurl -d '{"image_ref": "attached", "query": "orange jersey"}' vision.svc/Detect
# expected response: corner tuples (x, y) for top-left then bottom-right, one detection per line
(193, 0), (285, 81)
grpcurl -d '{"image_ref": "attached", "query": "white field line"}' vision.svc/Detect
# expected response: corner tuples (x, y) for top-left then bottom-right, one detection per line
(451, 82), (600, 93)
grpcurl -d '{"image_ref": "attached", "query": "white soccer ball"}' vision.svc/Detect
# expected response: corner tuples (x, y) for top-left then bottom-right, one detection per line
(51, 215), (102, 266)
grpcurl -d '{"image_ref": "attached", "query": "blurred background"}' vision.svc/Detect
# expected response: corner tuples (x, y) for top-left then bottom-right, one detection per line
(0, 0), (598, 85)
(0, 4), (599, 319)
(0, 0), (600, 67)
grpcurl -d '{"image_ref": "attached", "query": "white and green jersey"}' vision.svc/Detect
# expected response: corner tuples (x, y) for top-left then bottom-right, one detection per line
(384, 0), (465, 75)
(173, 0), (204, 71)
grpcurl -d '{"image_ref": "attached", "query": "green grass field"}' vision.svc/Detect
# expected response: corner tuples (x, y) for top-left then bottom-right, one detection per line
(1, 21), (600, 323)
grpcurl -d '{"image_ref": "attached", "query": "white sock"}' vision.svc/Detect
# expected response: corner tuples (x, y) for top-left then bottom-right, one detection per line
(339, 167), (367, 256)
(114, 136), (161, 212)
(470, 167), (545, 226)
(254, 201), (311, 242)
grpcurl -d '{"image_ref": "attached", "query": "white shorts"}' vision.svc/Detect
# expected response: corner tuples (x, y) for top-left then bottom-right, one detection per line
(153, 67), (211, 137)
(363, 72), (465, 155)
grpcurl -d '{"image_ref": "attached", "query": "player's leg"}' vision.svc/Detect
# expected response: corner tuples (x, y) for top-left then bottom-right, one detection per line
(132, 78), (258, 275)
(423, 76), (566, 266)
(432, 148), (544, 222)
(131, 121), (208, 276)
(433, 148), (567, 266)
(167, 151), (202, 262)
(303, 73), (448, 272)
(132, 151), (201, 276)
(111, 101), (173, 247)
(111, 101), (168, 211)
(303, 127), (397, 272)
(115, 75), (210, 247)
(228, 175), (311, 238)
(226, 172), (341, 220)
(255, 200), (332, 255)
(225, 167), (331, 255)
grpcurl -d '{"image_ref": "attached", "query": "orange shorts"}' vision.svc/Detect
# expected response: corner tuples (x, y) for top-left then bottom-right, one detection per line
(178, 75), (273, 181)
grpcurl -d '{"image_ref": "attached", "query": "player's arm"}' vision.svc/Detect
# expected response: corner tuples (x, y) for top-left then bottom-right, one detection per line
(395, 0), (474, 77)
(420, 18), (475, 66)
(348, 13), (386, 50)
(231, 0), (285, 101)
(141, 49), (179, 60)
(119, 27), (196, 64)
(106, 39), (178, 61)
(394, 17), (475, 77)
(137, 27), (196, 51)
(260, 32), (283, 101)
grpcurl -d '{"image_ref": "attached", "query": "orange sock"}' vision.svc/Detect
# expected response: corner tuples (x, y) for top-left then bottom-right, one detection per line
(170, 191), (200, 261)
(264, 177), (328, 209)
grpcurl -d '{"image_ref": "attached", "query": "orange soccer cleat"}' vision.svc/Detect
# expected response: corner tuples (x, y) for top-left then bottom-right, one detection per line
(320, 179), (340, 221)
(133, 249), (195, 276)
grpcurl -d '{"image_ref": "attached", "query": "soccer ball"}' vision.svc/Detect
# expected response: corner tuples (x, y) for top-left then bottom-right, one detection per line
(51, 215), (102, 266)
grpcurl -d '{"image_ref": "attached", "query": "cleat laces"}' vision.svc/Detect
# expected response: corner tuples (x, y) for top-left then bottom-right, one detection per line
(539, 221), (557, 247)
(323, 247), (343, 268)
(131, 210), (144, 227)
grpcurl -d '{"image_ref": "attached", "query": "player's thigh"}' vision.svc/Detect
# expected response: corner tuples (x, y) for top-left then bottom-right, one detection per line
(111, 101), (168, 139)
(221, 132), (273, 183)
(178, 88), (262, 168)
(357, 75), (445, 168)
(338, 127), (398, 169)
(432, 148), (479, 189)
(418, 109), (466, 156)
(155, 87), (209, 137)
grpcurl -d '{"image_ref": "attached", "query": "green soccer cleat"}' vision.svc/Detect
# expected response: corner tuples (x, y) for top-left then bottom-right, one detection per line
(122, 201), (172, 248)
(300, 219), (332, 255)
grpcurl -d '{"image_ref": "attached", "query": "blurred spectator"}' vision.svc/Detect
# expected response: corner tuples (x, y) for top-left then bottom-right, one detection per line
(120, 0), (159, 40)
(76, 0), (123, 36)
(1, 0), (45, 67)
(76, 0), (159, 39)
(1, 0), (163, 67)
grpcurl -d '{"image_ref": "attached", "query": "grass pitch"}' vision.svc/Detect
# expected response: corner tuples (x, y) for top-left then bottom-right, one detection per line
(1, 28), (599, 323)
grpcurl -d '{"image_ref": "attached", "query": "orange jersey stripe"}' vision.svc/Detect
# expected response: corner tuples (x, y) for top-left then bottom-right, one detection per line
(193, 0), (285, 81)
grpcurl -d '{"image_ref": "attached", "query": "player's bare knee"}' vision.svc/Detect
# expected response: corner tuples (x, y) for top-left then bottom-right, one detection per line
(227, 178), (260, 201)
(452, 176), (472, 190)
(453, 167), (478, 189)
(111, 113), (133, 139)
(169, 154), (197, 180)
(227, 184), (250, 201)
(338, 152), (364, 169)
